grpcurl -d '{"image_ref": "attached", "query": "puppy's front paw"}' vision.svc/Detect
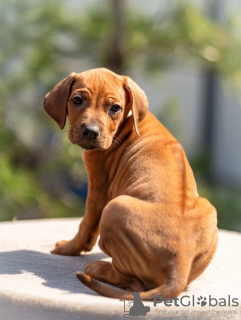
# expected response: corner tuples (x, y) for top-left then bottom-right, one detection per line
(51, 240), (80, 256)
(55, 240), (68, 248)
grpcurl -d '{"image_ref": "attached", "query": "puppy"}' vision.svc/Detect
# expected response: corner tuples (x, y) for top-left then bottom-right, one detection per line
(43, 68), (218, 300)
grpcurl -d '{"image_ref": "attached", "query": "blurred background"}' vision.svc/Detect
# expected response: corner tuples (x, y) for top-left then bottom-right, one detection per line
(1, 0), (241, 231)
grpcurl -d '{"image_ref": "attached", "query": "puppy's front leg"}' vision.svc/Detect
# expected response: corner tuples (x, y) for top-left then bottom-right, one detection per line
(51, 191), (106, 256)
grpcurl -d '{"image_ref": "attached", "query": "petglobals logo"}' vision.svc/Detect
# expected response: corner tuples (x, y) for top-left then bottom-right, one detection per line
(153, 295), (239, 308)
(120, 292), (150, 317)
(120, 292), (239, 318)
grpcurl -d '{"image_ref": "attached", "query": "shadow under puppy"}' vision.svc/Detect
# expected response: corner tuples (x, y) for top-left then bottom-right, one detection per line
(43, 68), (218, 300)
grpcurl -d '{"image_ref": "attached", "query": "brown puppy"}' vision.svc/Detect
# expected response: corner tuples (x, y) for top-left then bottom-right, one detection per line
(43, 68), (218, 301)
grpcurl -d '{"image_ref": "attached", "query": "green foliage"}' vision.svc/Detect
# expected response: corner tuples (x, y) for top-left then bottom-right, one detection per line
(199, 181), (241, 232)
(0, 155), (40, 220)
(2, 1), (241, 90)
(191, 153), (241, 232)
(0, 125), (85, 220)
(125, 3), (241, 86)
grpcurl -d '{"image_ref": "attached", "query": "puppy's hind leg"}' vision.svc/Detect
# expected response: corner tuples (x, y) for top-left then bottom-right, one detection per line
(76, 259), (191, 301)
(77, 260), (145, 292)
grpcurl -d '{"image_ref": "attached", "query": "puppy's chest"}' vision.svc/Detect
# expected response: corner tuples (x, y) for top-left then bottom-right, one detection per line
(82, 150), (114, 188)
(82, 149), (126, 200)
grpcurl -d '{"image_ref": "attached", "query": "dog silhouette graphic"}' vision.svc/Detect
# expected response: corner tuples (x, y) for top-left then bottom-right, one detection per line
(128, 292), (150, 316)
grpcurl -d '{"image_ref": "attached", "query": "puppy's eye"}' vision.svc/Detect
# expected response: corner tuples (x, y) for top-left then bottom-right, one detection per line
(110, 104), (122, 113)
(72, 97), (83, 106)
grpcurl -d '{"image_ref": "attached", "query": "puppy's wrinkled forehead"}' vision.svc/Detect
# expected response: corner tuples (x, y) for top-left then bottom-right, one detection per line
(73, 68), (125, 100)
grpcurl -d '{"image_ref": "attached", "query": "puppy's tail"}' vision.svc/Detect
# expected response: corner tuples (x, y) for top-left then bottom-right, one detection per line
(76, 265), (190, 301)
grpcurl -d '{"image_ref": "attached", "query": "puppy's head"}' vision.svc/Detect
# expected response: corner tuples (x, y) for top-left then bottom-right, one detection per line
(43, 68), (148, 150)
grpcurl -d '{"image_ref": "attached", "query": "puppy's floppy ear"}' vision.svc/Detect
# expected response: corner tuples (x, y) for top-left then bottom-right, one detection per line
(43, 72), (77, 129)
(123, 76), (148, 135)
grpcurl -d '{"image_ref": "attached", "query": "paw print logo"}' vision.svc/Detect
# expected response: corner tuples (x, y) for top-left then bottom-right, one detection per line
(126, 300), (133, 310)
(197, 296), (207, 307)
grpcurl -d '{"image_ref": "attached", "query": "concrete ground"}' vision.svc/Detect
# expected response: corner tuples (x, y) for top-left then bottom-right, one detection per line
(0, 218), (240, 320)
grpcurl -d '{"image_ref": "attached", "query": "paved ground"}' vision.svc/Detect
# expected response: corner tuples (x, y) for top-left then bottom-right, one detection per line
(0, 218), (240, 320)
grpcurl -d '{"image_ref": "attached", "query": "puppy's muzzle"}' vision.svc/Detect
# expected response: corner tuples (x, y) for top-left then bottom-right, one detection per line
(70, 123), (111, 150)
(81, 125), (101, 140)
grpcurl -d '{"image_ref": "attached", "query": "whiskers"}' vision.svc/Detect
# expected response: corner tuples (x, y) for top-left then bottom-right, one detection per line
(113, 136), (121, 149)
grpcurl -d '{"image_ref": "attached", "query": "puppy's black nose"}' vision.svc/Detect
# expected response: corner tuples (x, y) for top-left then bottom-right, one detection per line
(82, 125), (100, 139)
